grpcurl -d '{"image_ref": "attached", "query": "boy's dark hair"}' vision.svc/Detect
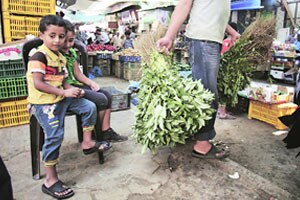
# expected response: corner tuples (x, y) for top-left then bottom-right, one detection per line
(125, 31), (131, 36)
(39, 15), (66, 33)
(64, 19), (75, 34)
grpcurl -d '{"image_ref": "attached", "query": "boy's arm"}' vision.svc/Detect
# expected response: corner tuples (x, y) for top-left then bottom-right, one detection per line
(32, 72), (82, 98)
(73, 60), (100, 91)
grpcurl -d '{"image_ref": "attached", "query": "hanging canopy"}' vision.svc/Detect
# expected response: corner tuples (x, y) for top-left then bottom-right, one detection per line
(231, 0), (263, 11)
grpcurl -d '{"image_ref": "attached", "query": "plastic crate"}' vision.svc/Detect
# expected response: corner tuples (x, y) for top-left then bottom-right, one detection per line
(0, 99), (29, 128)
(0, 59), (25, 78)
(1, 0), (55, 16)
(248, 100), (298, 130)
(0, 76), (27, 99)
(102, 86), (131, 112)
(114, 61), (123, 78)
(2, 12), (41, 42)
(123, 62), (142, 81)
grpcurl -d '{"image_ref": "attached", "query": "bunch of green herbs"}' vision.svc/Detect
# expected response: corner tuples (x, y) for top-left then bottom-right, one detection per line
(133, 52), (214, 153)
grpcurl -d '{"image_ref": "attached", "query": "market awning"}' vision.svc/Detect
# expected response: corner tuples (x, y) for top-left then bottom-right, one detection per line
(107, 2), (142, 14)
(231, 0), (263, 11)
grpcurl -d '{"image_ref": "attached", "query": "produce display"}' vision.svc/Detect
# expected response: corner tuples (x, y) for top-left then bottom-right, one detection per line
(133, 52), (214, 153)
(117, 48), (141, 56)
(218, 17), (276, 107)
(117, 48), (141, 62)
(86, 44), (115, 52)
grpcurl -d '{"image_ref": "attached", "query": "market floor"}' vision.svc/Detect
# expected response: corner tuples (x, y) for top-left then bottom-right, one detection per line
(1, 77), (299, 200)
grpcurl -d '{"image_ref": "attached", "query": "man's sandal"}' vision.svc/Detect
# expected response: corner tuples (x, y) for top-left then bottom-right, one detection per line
(192, 144), (229, 159)
(42, 180), (74, 199)
(82, 141), (112, 155)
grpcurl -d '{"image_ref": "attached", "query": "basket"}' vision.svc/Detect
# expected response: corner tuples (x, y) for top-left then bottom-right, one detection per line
(0, 76), (27, 99)
(1, 0), (55, 16)
(114, 60), (123, 78)
(0, 99), (29, 128)
(248, 100), (298, 130)
(0, 59), (25, 78)
(102, 86), (131, 112)
(95, 59), (111, 76)
(2, 12), (41, 42)
(123, 62), (142, 81)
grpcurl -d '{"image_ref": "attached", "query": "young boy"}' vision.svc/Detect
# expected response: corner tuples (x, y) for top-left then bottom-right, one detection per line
(60, 19), (128, 142)
(26, 15), (111, 199)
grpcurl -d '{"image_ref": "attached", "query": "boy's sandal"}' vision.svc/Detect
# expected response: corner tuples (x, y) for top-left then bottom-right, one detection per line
(42, 180), (74, 199)
(83, 141), (112, 155)
(192, 144), (229, 159)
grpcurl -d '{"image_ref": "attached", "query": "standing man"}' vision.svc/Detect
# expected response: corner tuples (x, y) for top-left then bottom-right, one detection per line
(157, 0), (240, 159)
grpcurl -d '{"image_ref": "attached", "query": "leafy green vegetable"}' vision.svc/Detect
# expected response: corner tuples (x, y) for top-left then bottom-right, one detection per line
(133, 52), (214, 153)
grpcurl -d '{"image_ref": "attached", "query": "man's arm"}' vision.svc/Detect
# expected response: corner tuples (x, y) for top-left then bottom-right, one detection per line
(157, 0), (193, 52)
(165, 0), (193, 41)
(226, 24), (241, 43)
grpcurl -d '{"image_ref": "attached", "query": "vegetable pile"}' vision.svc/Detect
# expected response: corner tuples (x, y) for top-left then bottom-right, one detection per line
(218, 17), (276, 107)
(132, 52), (214, 153)
(87, 44), (115, 52)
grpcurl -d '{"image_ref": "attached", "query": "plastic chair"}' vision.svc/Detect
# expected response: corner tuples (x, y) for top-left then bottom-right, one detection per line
(22, 38), (104, 180)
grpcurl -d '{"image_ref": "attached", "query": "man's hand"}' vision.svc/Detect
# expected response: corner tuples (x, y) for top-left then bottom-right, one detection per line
(157, 36), (173, 54)
(231, 32), (241, 44)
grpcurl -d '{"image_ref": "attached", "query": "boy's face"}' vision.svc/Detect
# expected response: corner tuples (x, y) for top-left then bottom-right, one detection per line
(61, 31), (75, 53)
(39, 25), (66, 52)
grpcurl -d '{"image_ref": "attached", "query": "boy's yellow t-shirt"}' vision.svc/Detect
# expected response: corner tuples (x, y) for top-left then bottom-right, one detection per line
(26, 44), (66, 104)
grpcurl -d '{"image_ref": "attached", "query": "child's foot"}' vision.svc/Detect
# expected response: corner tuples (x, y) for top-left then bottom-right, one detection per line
(82, 140), (112, 155)
(42, 180), (74, 199)
(102, 128), (128, 142)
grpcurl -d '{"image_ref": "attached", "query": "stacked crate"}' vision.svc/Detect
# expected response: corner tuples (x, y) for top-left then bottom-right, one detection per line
(0, 59), (29, 128)
(0, 0), (55, 127)
(1, 0), (56, 42)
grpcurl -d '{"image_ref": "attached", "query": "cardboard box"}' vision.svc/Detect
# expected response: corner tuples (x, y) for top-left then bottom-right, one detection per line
(0, 39), (26, 61)
(243, 81), (294, 104)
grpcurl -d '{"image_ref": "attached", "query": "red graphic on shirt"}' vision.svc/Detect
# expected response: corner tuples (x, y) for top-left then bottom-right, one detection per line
(45, 66), (58, 75)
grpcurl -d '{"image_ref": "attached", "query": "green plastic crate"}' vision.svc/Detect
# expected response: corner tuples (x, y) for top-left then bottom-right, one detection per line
(0, 59), (25, 78)
(0, 76), (27, 99)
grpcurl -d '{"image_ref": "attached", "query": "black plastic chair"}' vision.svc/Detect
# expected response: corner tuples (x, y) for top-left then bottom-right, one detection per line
(22, 38), (104, 180)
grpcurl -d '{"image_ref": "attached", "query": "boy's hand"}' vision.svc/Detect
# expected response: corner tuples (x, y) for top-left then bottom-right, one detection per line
(63, 87), (82, 98)
(89, 81), (100, 91)
(78, 88), (85, 98)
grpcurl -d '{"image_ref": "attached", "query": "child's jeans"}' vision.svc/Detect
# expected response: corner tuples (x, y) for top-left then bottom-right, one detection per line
(31, 97), (97, 167)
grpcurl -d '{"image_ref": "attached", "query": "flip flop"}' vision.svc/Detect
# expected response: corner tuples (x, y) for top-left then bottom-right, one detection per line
(83, 141), (112, 155)
(217, 113), (236, 120)
(42, 180), (74, 199)
(192, 144), (229, 159)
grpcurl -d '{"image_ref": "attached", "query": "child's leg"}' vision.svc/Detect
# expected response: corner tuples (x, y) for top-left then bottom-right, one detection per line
(68, 98), (111, 151)
(33, 100), (74, 198)
(33, 102), (68, 185)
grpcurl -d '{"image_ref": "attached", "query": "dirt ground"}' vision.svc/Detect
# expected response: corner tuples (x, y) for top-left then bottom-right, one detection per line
(1, 77), (300, 200)
(214, 111), (300, 198)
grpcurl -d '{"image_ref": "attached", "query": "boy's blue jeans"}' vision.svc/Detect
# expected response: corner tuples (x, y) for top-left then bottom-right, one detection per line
(187, 38), (221, 141)
(31, 97), (97, 167)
